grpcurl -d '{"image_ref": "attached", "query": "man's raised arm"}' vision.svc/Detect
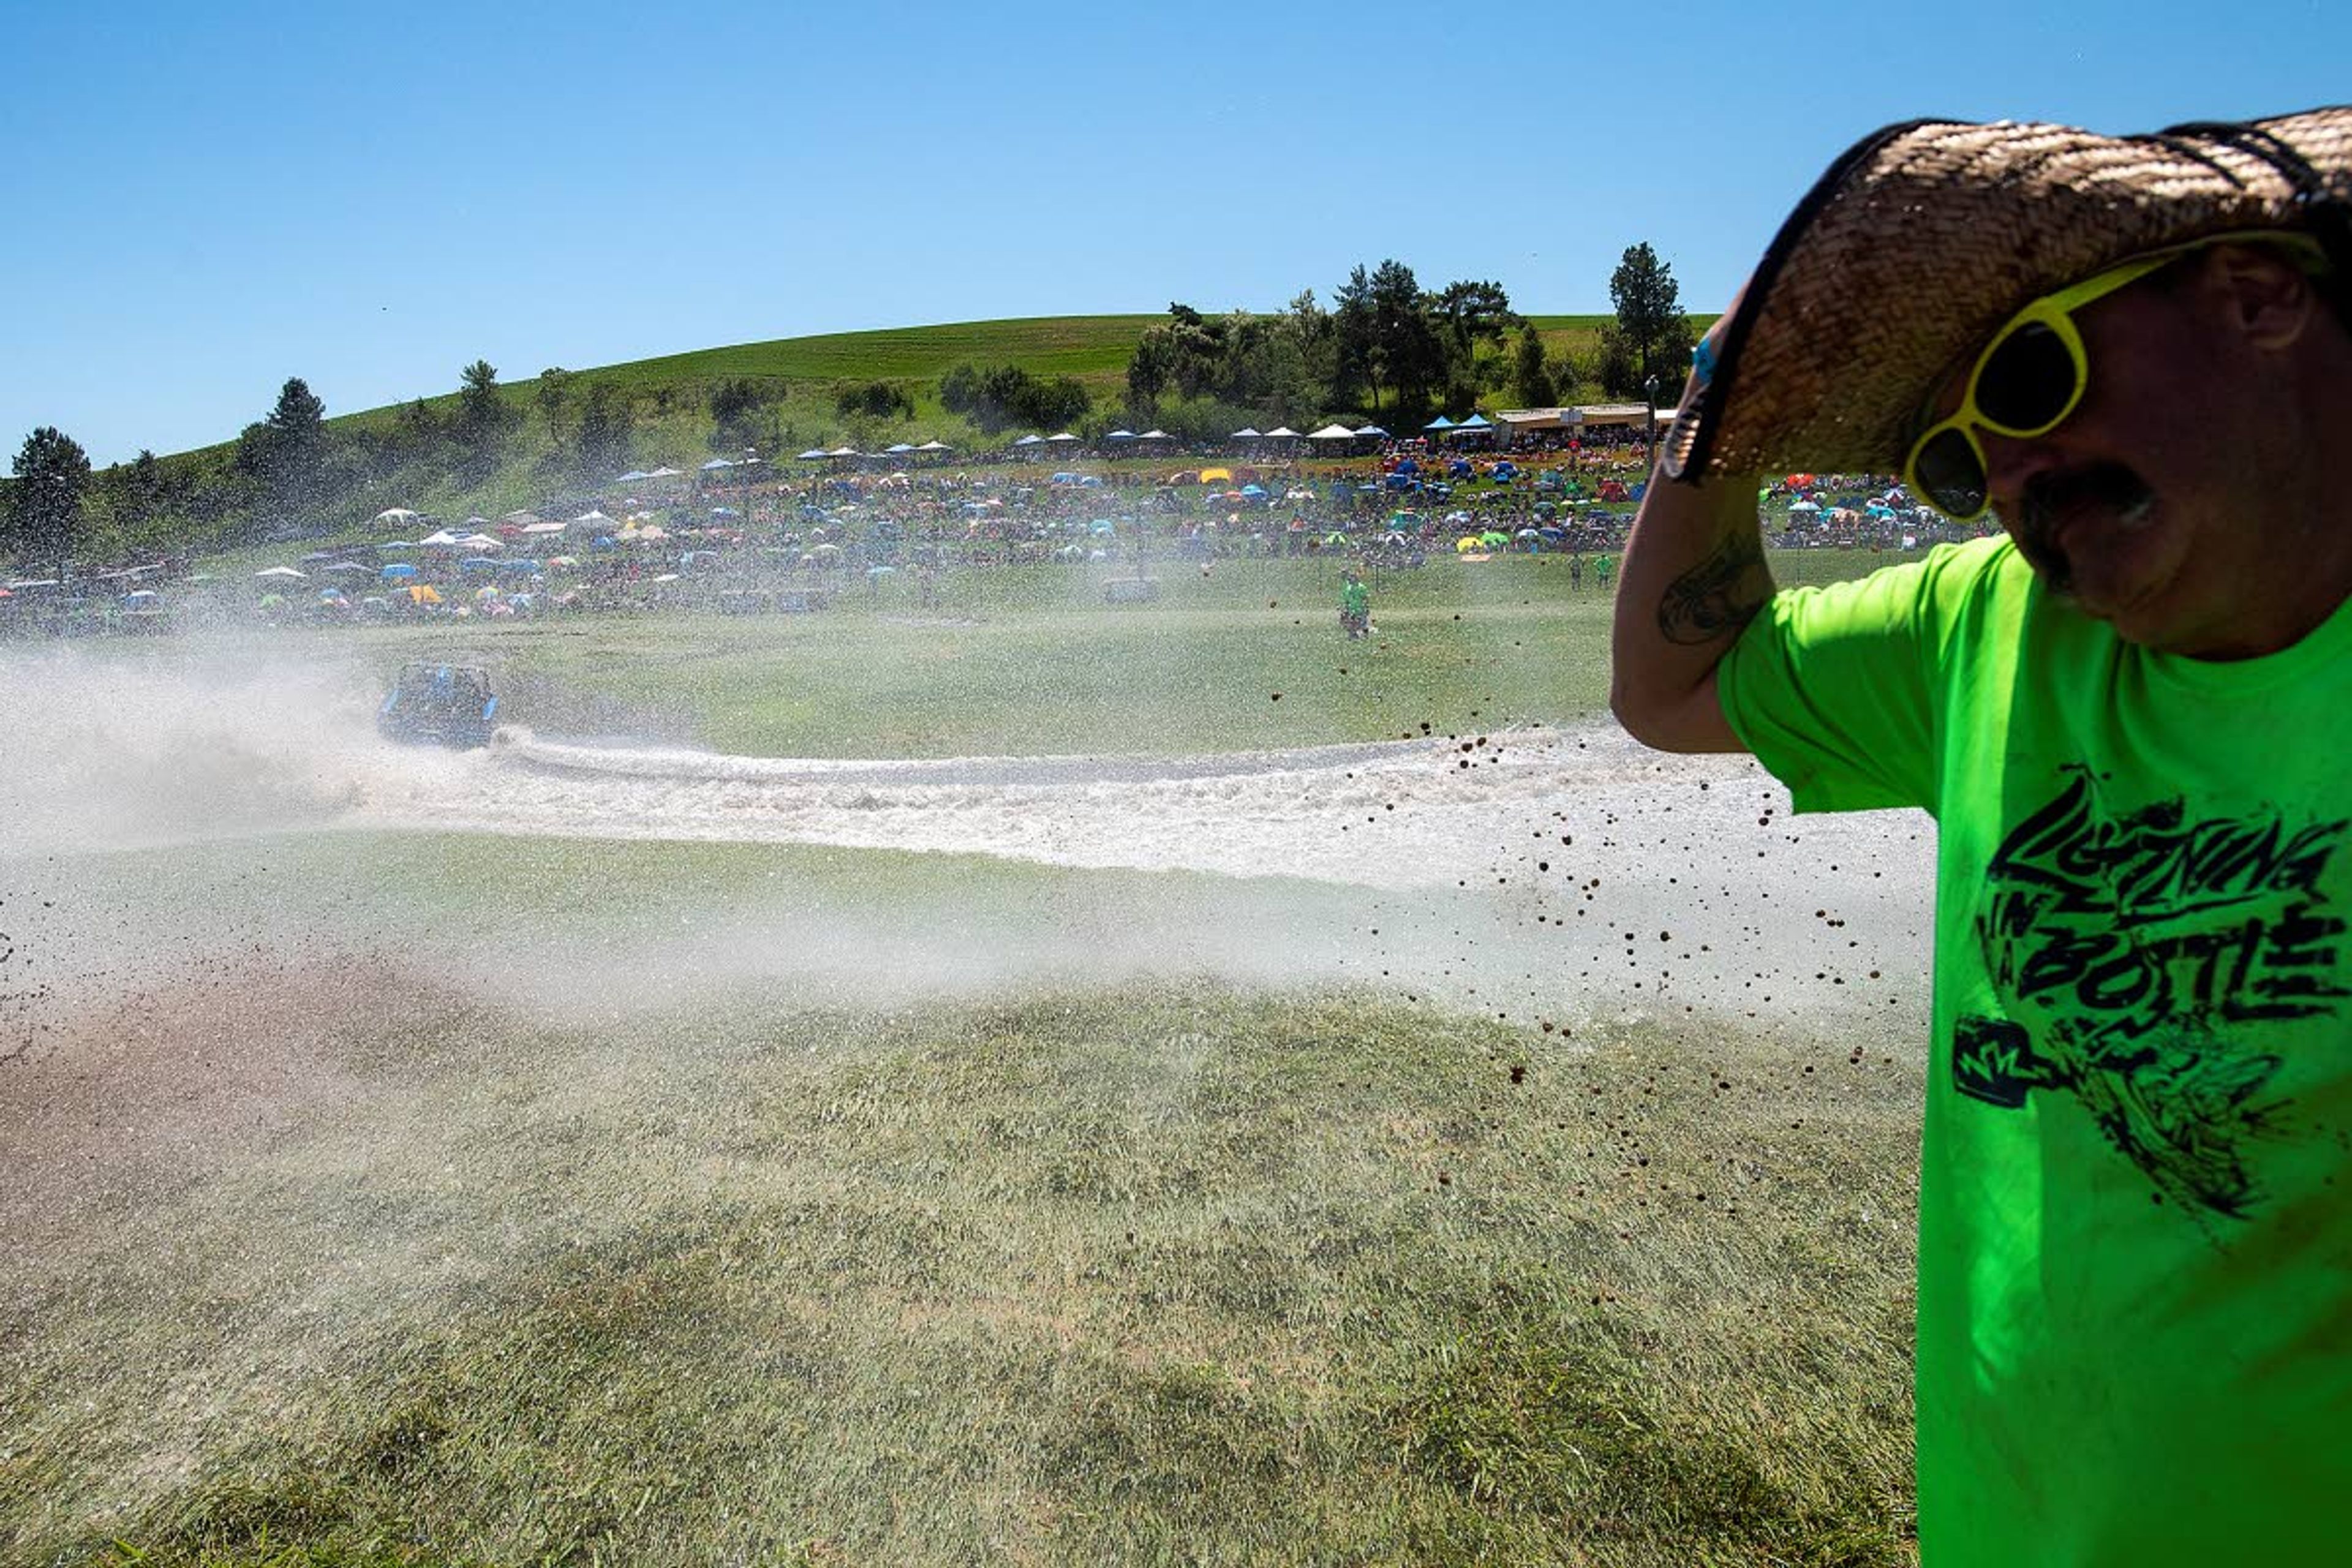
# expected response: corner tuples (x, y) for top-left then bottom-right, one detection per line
(1610, 323), (1776, 756)
(1608, 453), (1774, 754)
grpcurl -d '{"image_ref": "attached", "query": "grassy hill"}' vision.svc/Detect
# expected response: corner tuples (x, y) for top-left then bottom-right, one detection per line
(296, 312), (1628, 453)
(57, 312), (1647, 564)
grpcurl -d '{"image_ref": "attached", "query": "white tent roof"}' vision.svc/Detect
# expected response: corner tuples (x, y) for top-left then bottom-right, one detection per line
(373, 507), (421, 524)
(828, 446), (860, 458)
(1306, 423), (1359, 440)
(524, 520), (570, 534)
(254, 566), (307, 579)
(1263, 426), (1300, 439)
(500, 510), (540, 526)
(915, 440), (954, 451)
(1047, 432), (1080, 442)
(645, 466), (685, 478)
(1013, 434), (1045, 446)
(1230, 428), (1262, 439)
(1138, 429), (1172, 440)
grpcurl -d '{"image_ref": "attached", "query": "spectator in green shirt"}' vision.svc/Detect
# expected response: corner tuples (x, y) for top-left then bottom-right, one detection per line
(1611, 107), (2352, 1567)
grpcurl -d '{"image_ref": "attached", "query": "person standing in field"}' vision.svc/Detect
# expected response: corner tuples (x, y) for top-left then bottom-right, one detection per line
(1610, 107), (2352, 1566)
(1340, 567), (1370, 639)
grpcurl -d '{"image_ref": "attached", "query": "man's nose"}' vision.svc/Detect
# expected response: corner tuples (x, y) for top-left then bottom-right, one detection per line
(1978, 428), (2069, 516)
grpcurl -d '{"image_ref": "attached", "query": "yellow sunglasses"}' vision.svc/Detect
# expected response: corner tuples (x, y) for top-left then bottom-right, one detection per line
(1904, 230), (2325, 521)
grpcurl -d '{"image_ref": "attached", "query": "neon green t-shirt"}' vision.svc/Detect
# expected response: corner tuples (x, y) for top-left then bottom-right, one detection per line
(1720, 535), (2352, 1567)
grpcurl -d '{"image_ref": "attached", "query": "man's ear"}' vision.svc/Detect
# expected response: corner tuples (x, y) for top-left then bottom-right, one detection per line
(2207, 243), (2317, 350)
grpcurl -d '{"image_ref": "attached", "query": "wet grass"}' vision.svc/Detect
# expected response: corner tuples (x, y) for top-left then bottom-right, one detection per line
(4, 981), (1918, 1566)
(134, 549), (1904, 759)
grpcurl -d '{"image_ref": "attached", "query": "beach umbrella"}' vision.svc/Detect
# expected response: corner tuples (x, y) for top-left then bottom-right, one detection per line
(1455, 537), (1482, 554)
(1481, 530), (1510, 548)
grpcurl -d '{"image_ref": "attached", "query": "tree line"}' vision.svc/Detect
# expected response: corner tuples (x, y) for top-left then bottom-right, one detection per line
(1120, 243), (1694, 439)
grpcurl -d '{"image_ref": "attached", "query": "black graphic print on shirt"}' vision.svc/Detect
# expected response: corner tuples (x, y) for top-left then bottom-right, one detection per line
(1958, 766), (2350, 1219)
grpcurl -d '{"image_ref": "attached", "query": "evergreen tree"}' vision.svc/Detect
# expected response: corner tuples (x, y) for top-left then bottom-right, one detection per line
(1605, 243), (1696, 398)
(7, 426), (92, 573)
(1511, 325), (1557, 408)
(536, 368), (573, 439)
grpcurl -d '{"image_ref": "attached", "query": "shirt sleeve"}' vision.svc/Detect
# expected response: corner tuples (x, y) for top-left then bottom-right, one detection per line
(1718, 540), (2005, 816)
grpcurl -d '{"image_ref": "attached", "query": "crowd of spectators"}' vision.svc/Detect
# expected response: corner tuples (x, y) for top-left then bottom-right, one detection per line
(5, 435), (1993, 635)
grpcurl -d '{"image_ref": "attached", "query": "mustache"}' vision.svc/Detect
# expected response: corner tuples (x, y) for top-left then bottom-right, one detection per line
(2007, 464), (2154, 592)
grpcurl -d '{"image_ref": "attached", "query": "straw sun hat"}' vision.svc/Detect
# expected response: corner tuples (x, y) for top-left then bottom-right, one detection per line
(1664, 105), (2352, 484)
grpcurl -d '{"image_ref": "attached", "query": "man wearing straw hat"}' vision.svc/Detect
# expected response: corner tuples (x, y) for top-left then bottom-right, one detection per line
(1611, 108), (2352, 1564)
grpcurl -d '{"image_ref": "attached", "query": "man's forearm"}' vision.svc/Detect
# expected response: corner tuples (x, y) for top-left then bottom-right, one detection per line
(1610, 462), (1775, 752)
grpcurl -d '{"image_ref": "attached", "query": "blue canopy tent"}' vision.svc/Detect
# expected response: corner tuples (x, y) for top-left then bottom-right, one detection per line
(1423, 416), (1455, 432)
(380, 563), (419, 580)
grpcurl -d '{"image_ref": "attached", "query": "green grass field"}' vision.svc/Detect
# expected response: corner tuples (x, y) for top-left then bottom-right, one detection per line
(0, 551), (1924, 1566)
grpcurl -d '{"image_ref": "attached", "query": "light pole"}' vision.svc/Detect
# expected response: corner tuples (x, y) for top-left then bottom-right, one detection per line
(1644, 374), (1660, 473)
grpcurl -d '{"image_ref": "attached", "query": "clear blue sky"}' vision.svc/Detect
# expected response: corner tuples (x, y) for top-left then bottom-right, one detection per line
(4, 0), (2343, 465)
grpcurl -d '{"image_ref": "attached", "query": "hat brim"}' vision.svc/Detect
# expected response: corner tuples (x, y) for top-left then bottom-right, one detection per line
(1667, 105), (2352, 484)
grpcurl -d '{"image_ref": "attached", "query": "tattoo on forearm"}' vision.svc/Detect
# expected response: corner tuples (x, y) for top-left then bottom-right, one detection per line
(1657, 531), (1766, 647)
